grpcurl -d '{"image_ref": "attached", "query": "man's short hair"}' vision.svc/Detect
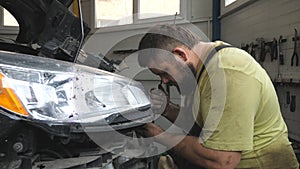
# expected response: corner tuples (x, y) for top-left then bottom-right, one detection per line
(138, 24), (200, 67)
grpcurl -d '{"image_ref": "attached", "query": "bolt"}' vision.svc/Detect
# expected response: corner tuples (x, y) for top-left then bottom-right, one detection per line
(13, 142), (24, 153)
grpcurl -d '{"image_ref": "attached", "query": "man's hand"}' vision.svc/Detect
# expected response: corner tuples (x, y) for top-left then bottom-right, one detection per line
(149, 88), (168, 114)
(135, 123), (164, 138)
(149, 87), (180, 122)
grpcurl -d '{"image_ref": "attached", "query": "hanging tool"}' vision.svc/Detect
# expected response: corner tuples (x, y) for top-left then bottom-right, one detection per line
(277, 36), (285, 80)
(286, 91), (291, 104)
(247, 42), (256, 59)
(264, 44), (271, 61)
(291, 29), (299, 66)
(241, 43), (249, 51)
(271, 38), (278, 61)
(278, 36), (284, 65)
(290, 95), (296, 112)
(256, 38), (265, 62)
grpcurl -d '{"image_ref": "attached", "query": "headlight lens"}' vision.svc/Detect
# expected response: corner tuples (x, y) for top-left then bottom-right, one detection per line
(0, 52), (151, 124)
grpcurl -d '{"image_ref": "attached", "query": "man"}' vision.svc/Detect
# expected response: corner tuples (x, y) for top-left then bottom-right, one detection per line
(136, 24), (299, 169)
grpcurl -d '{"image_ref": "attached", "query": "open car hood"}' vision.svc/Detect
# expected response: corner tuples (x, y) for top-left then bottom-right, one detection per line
(0, 0), (90, 61)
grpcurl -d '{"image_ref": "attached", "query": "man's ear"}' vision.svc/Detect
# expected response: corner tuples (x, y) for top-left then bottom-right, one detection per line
(172, 46), (188, 62)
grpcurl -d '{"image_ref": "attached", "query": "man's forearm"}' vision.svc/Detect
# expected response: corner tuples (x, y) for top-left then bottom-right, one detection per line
(155, 132), (241, 169)
(162, 102), (180, 123)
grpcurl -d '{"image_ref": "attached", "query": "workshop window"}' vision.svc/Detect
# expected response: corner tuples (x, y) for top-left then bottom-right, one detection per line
(95, 0), (133, 28)
(3, 9), (18, 26)
(225, 0), (236, 6)
(221, 0), (257, 16)
(95, 0), (180, 28)
(138, 0), (180, 19)
(0, 8), (19, 27)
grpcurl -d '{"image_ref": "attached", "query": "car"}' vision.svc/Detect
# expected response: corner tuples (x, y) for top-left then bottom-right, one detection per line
(0, 0), (156, 168)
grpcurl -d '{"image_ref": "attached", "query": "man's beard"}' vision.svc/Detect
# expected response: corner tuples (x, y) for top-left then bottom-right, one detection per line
(173, 63), (197, 95)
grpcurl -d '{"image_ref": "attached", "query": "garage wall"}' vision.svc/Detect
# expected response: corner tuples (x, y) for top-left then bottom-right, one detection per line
(221, 0), (300, 47)
(221, 0), (300, 141)
(0, 28), (18, 41)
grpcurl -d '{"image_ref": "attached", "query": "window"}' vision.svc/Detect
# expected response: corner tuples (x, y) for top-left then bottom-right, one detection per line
(138, 0), (180, 19)
(3, 9), (18, 26)
(221, 0), (257, 17)
(0, 8), (19, 27)
(95, 0), (180, 28)
(95, 0), (133, 28)
(225, 0), (236, 6)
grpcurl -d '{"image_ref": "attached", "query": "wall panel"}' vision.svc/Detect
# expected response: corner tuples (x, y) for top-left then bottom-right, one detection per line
(221, 0), (300, 142)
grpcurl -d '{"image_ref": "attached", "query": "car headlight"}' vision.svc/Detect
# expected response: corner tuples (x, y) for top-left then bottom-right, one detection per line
(0, 51), (151, 124)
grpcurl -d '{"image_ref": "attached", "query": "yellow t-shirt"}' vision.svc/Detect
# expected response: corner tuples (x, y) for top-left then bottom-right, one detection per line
(193, 41), (299, 168)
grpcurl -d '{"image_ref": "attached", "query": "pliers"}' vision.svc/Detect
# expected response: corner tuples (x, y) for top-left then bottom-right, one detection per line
(291, 29), (299, 66)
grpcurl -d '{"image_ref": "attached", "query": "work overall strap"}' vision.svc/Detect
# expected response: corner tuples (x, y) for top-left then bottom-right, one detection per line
(196, 45), (233, 83)
(189, 44), (234, 137)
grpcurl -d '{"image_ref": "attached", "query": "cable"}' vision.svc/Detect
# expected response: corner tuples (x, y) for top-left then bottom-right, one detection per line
(74, 0), (85, 62)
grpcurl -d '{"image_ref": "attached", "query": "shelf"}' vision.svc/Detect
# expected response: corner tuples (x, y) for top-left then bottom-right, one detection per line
(273, 78), (300, 86)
